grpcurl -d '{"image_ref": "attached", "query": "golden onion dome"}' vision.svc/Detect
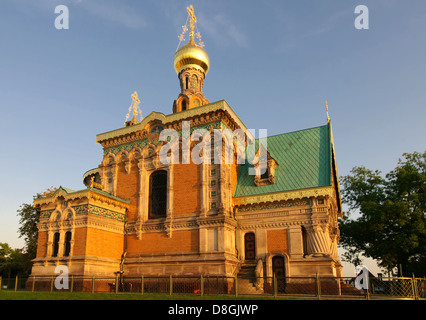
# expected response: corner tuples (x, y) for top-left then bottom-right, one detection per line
(173, 42), (210, 75)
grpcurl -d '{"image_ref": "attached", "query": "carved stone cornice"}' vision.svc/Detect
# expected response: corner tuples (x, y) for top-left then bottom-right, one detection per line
(233, 186), (334, 207)
(238, 219), (310, 231)
(197, 214), (237, 229)
(97, 100), (253, 152)
(100, 129), (147, 149)
(34, 188), (130, 212)
(37, 211), (125, 234)
(127, 213), (238, 235)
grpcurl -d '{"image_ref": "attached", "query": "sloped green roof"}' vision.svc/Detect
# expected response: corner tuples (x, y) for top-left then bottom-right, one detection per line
(86, 187), (131, 204)
(57, 186), (76, 194)
(233, 124), (332, 198)
(39, 186), (130, 204)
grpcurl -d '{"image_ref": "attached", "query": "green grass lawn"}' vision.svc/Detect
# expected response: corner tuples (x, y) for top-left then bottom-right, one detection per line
(0, 290), (302, 300)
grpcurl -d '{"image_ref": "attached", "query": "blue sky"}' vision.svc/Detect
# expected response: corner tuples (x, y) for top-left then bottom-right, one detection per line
(0, 0), (425, 276)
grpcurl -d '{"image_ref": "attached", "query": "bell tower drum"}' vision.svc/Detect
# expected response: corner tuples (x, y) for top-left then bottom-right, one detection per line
(173, 5), (210, 113)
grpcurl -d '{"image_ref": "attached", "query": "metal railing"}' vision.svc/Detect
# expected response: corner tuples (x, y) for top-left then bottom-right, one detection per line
(1, 274), (425, 300)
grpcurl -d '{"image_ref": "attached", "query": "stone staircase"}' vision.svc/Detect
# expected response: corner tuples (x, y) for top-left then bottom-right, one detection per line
(237, 261), (263, 295)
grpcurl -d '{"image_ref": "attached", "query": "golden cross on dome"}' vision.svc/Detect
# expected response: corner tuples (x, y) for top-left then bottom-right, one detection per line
(187, 5), (197, 44)
(177, 5), (205, 49)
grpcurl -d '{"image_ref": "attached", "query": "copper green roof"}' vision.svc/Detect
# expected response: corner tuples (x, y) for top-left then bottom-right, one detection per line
(233, 124), (333, 198)
(85, 187), (131, 204)
(40, 186), (130, 204)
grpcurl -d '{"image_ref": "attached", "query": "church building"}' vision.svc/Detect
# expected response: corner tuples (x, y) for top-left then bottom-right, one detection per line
(30, 6), (343, 287)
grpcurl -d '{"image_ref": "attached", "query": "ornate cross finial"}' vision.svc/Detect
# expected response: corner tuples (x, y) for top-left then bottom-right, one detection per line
(177, 5), (205, 49)
(125, 91), (142, 125)
(131, 91), (140, 106)
(187, 5), (197, 44)
(326, 100), (330, 123)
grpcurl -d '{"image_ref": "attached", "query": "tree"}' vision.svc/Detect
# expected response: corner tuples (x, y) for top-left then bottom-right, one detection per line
(339, 151), (426, 277)
(16, 203), (40, 261)
(0, 243), (30, 278)
(14, 186), (57, 274)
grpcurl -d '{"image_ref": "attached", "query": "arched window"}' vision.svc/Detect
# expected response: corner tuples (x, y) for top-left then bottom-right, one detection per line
(149, 170), (168, 219)
(185, 76), (189, 90)
(301, 226), (308, 257)
(52, 232), (60, 257)
(182, 100), (187, 111)
(64, 231), (72, 257)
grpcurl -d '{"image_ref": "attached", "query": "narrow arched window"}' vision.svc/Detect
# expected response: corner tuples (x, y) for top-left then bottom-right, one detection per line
(182, 100), (187, 111)
(185, 76), (189, 89)
(149, 170), (168, 219)
(52, 232), (60, 257)
(301, 226), (308, 257)
(64, 231), (72, 257)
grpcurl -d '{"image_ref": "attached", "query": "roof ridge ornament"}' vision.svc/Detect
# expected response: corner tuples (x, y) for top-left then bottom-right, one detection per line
(90, 176), (104, 190)
(326, 100), (330, 124)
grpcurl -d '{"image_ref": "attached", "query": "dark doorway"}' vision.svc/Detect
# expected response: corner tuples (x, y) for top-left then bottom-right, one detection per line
(272, 256), (286, 292)
(244, 232), (256, 260)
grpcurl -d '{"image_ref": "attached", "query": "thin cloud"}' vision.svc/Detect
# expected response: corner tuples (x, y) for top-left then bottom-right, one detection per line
(20, 0), (147, 29)
(76, 0), (147, 29)
(156, 2), (248, 49)
(302, 9), (350, 38)
(198, 12), (249, 48)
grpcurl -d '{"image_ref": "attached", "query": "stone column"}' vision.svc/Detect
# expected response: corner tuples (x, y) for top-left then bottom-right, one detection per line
(46, 232), (53, 258)
(136, 157), (146, 239)
(165, 164), (174, 237)
(57, 228), (65, 258)
(307, 225), (331, 257)
(218, 163), (225, 215)
(105, 162), (118, 196)
(329, 234), (339, 260)
(200, 161), (208, 217)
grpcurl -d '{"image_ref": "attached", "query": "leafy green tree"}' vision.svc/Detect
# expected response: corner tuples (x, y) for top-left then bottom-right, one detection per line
(339, 151), (426, 277)
(16, 203), (40, 261)
(16, 186), (57, 258)
(11, 187), (57, 276)
(0, 243), (30, 278)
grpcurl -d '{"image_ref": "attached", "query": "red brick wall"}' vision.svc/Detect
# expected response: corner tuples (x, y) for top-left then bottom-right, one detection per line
(36, 231), (47, 258)
(267, 230), (288, 253)
(173, 162), (200, 216)
(116, 161), (139, 221)
(85, 228), (124, 259)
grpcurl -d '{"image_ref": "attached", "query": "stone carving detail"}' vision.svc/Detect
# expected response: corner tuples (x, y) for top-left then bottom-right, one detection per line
(306, 225), (331, 257)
